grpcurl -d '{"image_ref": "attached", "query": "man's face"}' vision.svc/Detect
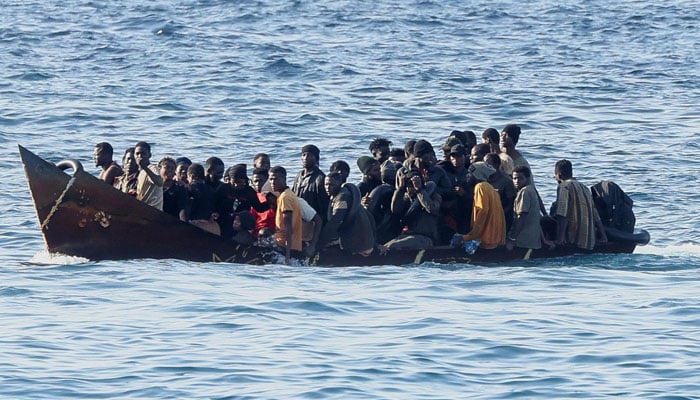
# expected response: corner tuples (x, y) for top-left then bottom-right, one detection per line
(500, 131), (514, 149)
(450, 153), (465, 169)
(251, 173), (266, 192)
(160, 161), (176, 181)
(134, 146), (150, 166)
(176, 163), (189, 182)
(123, 151), (137, 174)
(367, 163), (381, 180)
(254, 156), (270, 171)
(208, 165), (224, 183)
(372, 145), (390, 162)
(93, 147), (109, 167)
(513, 171), (528, 191)
(415, 153), (434, 170)
(269, 172), (286, 193)
(324, 176), (341, 197)
(302, 152), (317, 169)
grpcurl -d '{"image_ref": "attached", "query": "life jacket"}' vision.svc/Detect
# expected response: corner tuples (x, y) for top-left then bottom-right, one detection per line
(590, 181), (635, 233)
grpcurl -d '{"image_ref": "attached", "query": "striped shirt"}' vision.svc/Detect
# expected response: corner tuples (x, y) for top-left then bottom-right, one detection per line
(555, 178), (600, 250)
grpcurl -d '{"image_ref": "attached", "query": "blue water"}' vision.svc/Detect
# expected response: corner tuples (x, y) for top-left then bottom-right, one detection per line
(1, 0), (700, 398)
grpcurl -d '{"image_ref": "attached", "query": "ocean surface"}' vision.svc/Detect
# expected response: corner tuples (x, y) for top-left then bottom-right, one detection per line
(1, 0), (699, 398)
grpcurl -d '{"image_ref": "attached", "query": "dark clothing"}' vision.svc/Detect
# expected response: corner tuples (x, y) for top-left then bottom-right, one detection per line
(318, 183), (376, 253)
(215, 184), (269, 238)
(292, 167), (329, 223)
(188, 181), (216, 221)
(488, 170), (517, 230)
(163, 182), (187, 219)
(390, 181), (442, 243)
(365, 183), (401, 244)
(358, 176), (381, 197)
(115, 173), (138, 197)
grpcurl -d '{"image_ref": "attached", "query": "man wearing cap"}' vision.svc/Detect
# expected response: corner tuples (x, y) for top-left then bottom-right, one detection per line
(453, 161), (506, 250)
(292, 144), (330, 224)
(215, 163), (269, 239)
(405, 139), (452, 197)
(357, 156), (382, 197)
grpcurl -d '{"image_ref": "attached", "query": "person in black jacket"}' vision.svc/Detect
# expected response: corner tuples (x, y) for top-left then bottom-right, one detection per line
(292, 144), (329, 224)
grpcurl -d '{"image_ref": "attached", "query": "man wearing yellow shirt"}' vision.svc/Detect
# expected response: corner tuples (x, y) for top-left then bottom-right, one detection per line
(269, 166), (303, 264)
(458, 162), (506, 250)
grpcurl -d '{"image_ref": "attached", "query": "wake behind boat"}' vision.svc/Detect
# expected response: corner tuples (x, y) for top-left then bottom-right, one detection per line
(19, 145), (649, 266)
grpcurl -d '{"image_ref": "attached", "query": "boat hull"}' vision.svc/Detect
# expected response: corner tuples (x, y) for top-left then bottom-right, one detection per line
(20, 145), (648, 266)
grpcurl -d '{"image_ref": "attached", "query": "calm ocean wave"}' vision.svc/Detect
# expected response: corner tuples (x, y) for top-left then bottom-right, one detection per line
(1, 0), (699, 398)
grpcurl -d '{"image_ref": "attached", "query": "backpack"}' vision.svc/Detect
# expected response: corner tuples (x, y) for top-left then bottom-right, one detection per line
(590, 181), (635, 233)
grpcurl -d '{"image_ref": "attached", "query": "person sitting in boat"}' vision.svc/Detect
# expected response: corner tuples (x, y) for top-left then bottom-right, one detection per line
(484, 152), (516, 231)
(252, 152), (272, 193)
(388, 148), (405, 165)
(114, 147), (138, 197)
(400, 139), (453, 198)
(231, 210), (256, 246)
(93, 142), (123, 185)
(553, 159), (608, 250)
(186, 163), (220, 235)
(216, 164), (269, 239)
(316, 172), (376, 256)
(134, 141), (163, 210)
(174, 157), (191, 186)
(329, 160), (350, 183)
(159, 157), (187, 222)
(469, 143), (490, 166)
(507, 166), (553, 251)
(442, 144), (472, 236)
(363, 162), (401, 245)
(292, 144), (329, 224)
(384, 169), (441, 250)
(250, 167), (276, 238)
(356, 156), (382, 197)
(204, 156), (225, 192)
(270, 166), (303, 264)
(452, 162), (506, 250)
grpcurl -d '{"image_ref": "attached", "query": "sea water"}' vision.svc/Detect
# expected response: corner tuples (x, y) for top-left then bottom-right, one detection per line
(1, 1), (699, 398)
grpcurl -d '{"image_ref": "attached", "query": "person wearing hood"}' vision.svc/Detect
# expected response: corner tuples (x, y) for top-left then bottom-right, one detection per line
(357, 156), (382, 197)
(453, 161), (506, 250)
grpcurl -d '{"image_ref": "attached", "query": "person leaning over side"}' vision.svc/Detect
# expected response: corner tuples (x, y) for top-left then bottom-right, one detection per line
(507, 166), (553, 252)
(134, 141), (163, 210)
(553, 159), (608, 250)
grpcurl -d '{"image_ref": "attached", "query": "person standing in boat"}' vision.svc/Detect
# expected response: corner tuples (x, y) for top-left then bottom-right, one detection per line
(292, 145), (329, 224)
(134, 141), (163, 210)
(452, 162), (506, 250)
(93, 142), (123, 185)
(174, 157), (191, 186)
(507, 166), (552, 251)
(250, 167), (277, 238)
(270, 166), (303, 264)
(482, 128), (501, 155)
(553, 159), (608, 250)
(114, 147), (138, 197)
(384, 169), (441, 250)
(159, 157), (187, 222)
(204, 157), (225, 191)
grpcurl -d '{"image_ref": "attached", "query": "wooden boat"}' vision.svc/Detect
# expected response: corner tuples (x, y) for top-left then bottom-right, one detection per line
(19, 145), (650, 266)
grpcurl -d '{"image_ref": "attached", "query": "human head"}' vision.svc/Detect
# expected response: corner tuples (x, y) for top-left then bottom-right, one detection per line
(233, 210), (256, 232)
(468, 161), (496, 183)
(441, 136), (461, 161)
(483, 152), (501, 171)
(369, 138), (393, 163)
(253, 153), (270, 171)
(134, 141), (152, 167)
(389, 148), (405, 164)
(122, 147), (137, 175)
(187, 163), (205, 183)
(329, 160), (350, 183)
(93, 142), (114, 168)
(158, 157), (176, 182)
(470, 143), (491, 165)
(413, 140), (436, 170)
(482, 128), (500, 146)
(449, 144), (467, 169)
(175, 157), (191, 183)
(357, 156), (380, 179)
(205, 157), (225, 184)
(251, 167), (269, 193)
(269, 166), (287, 193)
(500, 124), (521, 149)
(554, 159), (573, 182)
(404, 139), (417, 159)
(324, 171), (344, 198)
(301, 144), (320, 170)
(512, 166), (531, 191)
(226, 163), (248, 187)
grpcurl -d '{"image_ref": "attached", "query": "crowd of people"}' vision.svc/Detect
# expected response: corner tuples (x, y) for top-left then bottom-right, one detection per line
(92, 124), (609, 264)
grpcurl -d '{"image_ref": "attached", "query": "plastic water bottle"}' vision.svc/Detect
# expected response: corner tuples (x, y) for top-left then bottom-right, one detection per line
(463, 240), (480, 255)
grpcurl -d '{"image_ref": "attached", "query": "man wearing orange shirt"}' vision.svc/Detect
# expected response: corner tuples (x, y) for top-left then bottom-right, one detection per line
(455, 162), (506, 250)
(269, 166), (303, 264)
